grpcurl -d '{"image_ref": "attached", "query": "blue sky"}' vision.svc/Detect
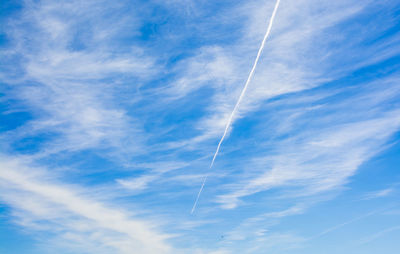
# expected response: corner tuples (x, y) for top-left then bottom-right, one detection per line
(0, 0), (400, 253)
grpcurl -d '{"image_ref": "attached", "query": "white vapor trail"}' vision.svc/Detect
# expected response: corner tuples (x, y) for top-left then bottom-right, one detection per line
(191, 0), (281, 214)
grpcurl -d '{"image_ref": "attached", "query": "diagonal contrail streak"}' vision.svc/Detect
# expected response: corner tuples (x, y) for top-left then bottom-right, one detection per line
(191, 0), (281, 214)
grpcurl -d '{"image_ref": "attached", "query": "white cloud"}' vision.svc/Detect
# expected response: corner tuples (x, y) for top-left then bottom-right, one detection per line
(160, 0), (372, 153)
(363, 188), (395, 200)
(358, 225), (400, 245)
(2, 0), (156, 157)
(0, 155), (172, 254)
(261, 205), (305, 218)
(216, 82), (400, 209)
(117, 175), (158, 191)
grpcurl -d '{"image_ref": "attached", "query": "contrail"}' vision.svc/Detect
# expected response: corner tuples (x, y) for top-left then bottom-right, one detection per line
(191, 0), (281, 214)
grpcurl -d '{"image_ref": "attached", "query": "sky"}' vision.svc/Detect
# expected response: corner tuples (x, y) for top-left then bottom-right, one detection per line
(0, 0), (399, 253)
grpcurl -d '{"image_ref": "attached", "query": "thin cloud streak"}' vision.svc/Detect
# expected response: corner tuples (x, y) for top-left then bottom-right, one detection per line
(191, 0), (281, 214)
(309, 210), (378, 240)
(358, 225), (400, 245)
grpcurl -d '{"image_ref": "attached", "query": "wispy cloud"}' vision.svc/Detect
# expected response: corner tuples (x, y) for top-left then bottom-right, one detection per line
(363, 188), (395, 200)
(165, 0), (371, 148)
(1, 0), (156, 159)
(358, 225), (400, 245)
(310, 209), (382, 240)
(0, 155), (172, 253)
(217, 94), (400, 209)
